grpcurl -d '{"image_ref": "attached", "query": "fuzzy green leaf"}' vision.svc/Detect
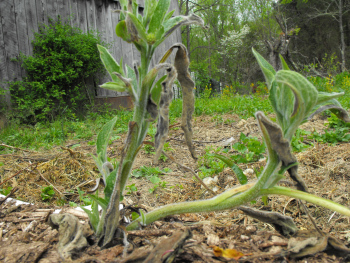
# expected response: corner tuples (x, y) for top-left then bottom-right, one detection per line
(143, 0), (158, 27)
(309, 97), (350, 122)
(148, 0), (171, 35)
(119, 0), (127, 9)
(80, 205), (99, 232)
(125, 12), (148, 43)
(275, 70), (318, 140)
(97, 45), (124, 84)
(126, 64), (138, 94)
(104, 170), (117, 202)
(279, 54), (290, 70)
(252, 48), (276, 89)
(316, 92), (344, 105)
(142, 63), (172, 95)
(88, 194), (108, 211)
(151, 75), (167, 105)
(96, 116), (118, 163)
(155, 14), (204, 48)
(210, 153), (247, 185)
(164, 9), (175, 22)
(100, 82), (127, 92)
(116, 20), (132, 42)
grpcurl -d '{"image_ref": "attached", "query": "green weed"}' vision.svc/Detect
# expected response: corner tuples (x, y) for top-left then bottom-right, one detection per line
(41, 185), (55, 201)
(0, 186), (13, 196)
(291, 129), (312, 152)
(126, 184), (138, 195)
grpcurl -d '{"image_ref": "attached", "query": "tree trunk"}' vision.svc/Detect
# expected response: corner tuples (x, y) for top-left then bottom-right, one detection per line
(338, 0), (346, 72)
(185, 0), (190, 57)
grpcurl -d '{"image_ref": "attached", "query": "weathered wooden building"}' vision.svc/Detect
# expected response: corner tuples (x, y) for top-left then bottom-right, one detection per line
(0, 0), (182, 108)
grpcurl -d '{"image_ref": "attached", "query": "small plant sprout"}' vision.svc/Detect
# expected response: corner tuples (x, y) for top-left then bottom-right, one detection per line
(83, 0), (205, 247)
(125, 49), (350, 231)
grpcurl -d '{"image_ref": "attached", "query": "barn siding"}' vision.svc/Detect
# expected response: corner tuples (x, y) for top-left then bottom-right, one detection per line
(0, 0), (182, 104)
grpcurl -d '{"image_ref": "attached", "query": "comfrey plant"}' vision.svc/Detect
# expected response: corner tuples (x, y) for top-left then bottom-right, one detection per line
(124, 49), (350, 231)
(85, 0), (350, 246)
(84, 0), (204, 247)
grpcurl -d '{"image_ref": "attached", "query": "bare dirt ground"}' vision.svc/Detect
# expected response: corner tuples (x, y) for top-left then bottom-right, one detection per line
(1, 113), (350, 262)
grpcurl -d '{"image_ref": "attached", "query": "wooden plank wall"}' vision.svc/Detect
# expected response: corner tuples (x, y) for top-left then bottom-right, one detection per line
(0, 0), (182, 103)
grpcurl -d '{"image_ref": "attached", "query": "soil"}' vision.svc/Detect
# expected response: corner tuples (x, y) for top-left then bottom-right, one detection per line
(1, 113), (350, 262)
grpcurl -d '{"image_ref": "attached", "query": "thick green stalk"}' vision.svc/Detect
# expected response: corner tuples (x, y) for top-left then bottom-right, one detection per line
(261, 186), (350, 217)
(119, 45), (153, 195)
(126, 155), (281, 230)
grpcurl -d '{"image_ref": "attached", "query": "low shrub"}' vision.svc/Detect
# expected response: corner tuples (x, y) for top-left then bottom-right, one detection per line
(9, 17), (107, 123)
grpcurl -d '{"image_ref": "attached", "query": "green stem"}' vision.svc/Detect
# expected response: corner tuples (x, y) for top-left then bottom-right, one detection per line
(126, 156), (280, 230)
(126, 151), (350, 231)
(118, 45), (153, 195)
(261, 186), (350, 217)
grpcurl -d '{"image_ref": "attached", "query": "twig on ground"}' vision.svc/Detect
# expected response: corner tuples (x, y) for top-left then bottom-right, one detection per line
(0, 143), (38, 153)
(0, 163), (37, 187)
(298, 199), (324, 236)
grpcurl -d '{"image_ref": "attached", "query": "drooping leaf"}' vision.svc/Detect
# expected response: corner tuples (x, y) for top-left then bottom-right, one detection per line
(256, 112), (307, 191)
(239, 206), (298, 236)
(154, 65), (177, 163)
(316, 92), (344, 105)
(310, 92), (350, 123)
(154, 14), (205, 48)
(209, 153), (247, 185)
(160, 43), (197, 159)
(308, 95), (350, 123)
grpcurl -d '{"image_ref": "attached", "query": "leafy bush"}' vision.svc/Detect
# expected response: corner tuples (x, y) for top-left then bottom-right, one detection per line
(9, 17), (106, 122)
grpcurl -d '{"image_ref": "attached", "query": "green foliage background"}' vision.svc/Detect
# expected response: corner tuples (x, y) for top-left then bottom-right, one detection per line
(9, 18), (106, 123)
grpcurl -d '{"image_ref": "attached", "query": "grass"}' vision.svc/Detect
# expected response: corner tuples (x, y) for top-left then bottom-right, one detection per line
(0, 106), (133, 152)
(170, 94), (272, 120)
